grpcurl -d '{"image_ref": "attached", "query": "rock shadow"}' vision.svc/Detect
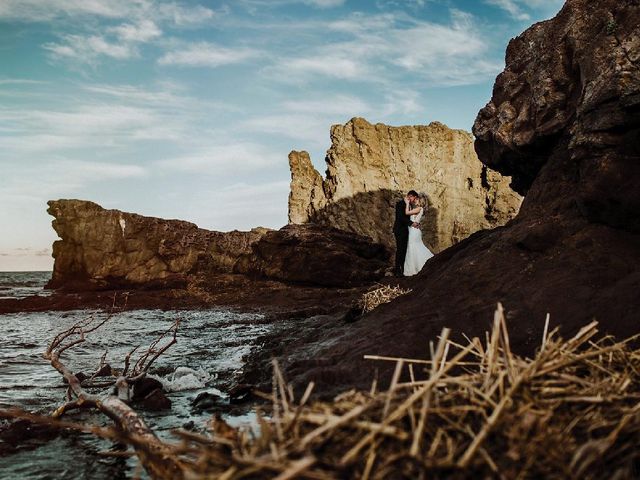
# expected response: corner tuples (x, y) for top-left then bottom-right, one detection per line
(302, 188), (440, 254)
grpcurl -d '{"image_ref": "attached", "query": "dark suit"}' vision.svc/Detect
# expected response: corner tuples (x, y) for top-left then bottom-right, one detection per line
(393, 200), (412, 275)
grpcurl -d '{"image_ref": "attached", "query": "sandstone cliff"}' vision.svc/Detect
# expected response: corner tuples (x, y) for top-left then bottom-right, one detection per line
(47, 199), (389, 290)
(47, 200), (268, 289)
(288, 118), (522, 252)
(267, 0), (640, 395)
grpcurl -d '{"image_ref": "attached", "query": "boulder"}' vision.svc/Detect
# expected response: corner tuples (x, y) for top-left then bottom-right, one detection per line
(139, 388), (172, 411)
(192, 391), (222, 411)
(234, 224), (390, 288)
(131, 377), (164, 402)
(288, 118), (522, 253)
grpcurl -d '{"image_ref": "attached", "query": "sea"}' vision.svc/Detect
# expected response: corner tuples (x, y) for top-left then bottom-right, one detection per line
(0, 271), (274, 479)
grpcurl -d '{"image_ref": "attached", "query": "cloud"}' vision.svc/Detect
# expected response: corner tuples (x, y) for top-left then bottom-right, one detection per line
(303, 0), (345, 7)
(266, 10), (501, 87)
(282, 95), (372, 115)
(0, 100), (189, 154)
(108, 20), (162, 42)
(82, 83), (186, 105)
(158, 42), (260, 67)
(0, 0), (217, 26)
(155, 3), (217, 26)
(238, 0), (345, 10)
(0, 78), (47, 86)
(43, 34), (138, 64)
(483, 0), (564, 20)
(277, 56), (369, 81)
(156, 143), (283, 174)
(241, 94), (372, 146)
(484, 0), (530, 20)
(0, 159), (146, 210)
(185, 180), (290, 231)
(0, 0), (137, 21)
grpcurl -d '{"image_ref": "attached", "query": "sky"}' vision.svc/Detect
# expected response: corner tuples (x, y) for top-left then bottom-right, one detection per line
(0, 0), (564, 271)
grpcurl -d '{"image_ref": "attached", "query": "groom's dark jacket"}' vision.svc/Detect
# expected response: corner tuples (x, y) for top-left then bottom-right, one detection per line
(393, 200), (412, 234)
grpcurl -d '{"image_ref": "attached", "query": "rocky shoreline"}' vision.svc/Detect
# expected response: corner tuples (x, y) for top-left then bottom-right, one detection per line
(2, 0), (638, 407)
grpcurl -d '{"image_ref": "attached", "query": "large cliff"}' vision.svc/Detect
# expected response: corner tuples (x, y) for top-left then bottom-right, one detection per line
(47, 199), (389, 290)
(288, 118), (522, 252)
(268, 0), (640, 395)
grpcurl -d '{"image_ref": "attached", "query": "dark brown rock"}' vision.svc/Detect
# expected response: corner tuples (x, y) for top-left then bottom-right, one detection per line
(228, 384), (254, 404)
(192, 391), (222, 411)
(139, 388), (171, 411)
(258, 0), (640, 397)
(234, 224), (390, 288)
(132, 377), (164, 402)
(95, 364), (112, 377)
(473, 0), (640, 218)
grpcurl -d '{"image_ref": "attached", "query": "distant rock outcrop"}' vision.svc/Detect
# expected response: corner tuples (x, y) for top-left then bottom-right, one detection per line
(46, 200), (268, 290)
(47, 199), (389, 290)
(268, 0), (640, 396)
(288, 118), (522, 253)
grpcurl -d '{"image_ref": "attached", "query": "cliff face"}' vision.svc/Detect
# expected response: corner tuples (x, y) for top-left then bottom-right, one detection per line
(47, 199), (389, 290)
(270, 0), (640, 396)
(473, 0), (640, 229)
(47, 200), (268, 290)
(288, 118), (522, 253)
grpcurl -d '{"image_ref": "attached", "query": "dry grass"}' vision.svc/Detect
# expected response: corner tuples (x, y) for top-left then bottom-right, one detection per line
(4, 304), (640, 479)
(358, 284), (413, 313)
(152, 304), (640, 479)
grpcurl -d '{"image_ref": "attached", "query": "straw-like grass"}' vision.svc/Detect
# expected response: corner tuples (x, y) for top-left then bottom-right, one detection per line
(3, 304), (640, 479)
(144, 304), (640, 479)
(358, 284), (413, 313)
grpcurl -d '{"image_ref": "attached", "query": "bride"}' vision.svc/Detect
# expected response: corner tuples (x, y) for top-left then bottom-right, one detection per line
(403, 193), (433, 276)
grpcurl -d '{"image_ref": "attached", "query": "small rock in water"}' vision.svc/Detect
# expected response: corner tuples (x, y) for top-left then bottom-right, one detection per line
(132, 377), (164, 402)
(182, 420), (196, 431)
(95, 363), (112, 377)
(63, 371), (87, 384)
(228, 384), (254, 404)
(192, 392), (222, 411)
(140, 388), (171, 411)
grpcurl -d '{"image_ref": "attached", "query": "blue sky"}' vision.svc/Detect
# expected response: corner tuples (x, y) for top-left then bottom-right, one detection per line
(0, 0), (564, 271)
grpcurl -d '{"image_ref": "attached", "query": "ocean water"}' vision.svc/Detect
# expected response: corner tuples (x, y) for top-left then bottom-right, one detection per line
(0, 272), (273, 479)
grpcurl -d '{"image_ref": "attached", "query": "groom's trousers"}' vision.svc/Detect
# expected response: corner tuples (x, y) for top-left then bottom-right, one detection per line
(394, 228), (409, 275)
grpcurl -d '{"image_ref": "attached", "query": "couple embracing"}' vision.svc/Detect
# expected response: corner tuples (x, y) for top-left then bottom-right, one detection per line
(393, 190), (433, 277)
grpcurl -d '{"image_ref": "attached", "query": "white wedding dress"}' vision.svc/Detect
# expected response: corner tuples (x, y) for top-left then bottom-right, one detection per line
(404, 207), (434, 276)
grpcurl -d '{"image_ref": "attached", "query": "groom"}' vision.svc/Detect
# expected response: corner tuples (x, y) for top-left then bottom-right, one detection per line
(393, 190), (419, 276)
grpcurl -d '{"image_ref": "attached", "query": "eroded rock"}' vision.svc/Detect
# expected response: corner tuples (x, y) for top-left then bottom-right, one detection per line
(46, 199), (389, 291)
(288, 118), (522, 253)
(235, 224), (390, 288)
(47, 199), (268, 290)
(262, 0), (640, 398)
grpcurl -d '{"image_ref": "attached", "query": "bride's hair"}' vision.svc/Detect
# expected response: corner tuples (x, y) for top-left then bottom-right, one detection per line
(417, 193), (428, 208)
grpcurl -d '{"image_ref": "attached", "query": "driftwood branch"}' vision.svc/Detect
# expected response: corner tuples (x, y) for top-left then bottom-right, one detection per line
(39, 299), (183, 478)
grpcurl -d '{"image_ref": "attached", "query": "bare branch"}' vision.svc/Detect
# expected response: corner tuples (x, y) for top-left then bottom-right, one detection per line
(37, 299), (183, 478)
(130, 319), (180, 378)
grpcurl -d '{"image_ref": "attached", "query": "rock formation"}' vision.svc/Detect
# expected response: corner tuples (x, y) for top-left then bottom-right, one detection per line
(46, 199), (267, 290)
(288, 118), (522, 252)
(47, 199), (389, 290)
(235, 224), (389, 288)
(265, 0), (640, 396)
